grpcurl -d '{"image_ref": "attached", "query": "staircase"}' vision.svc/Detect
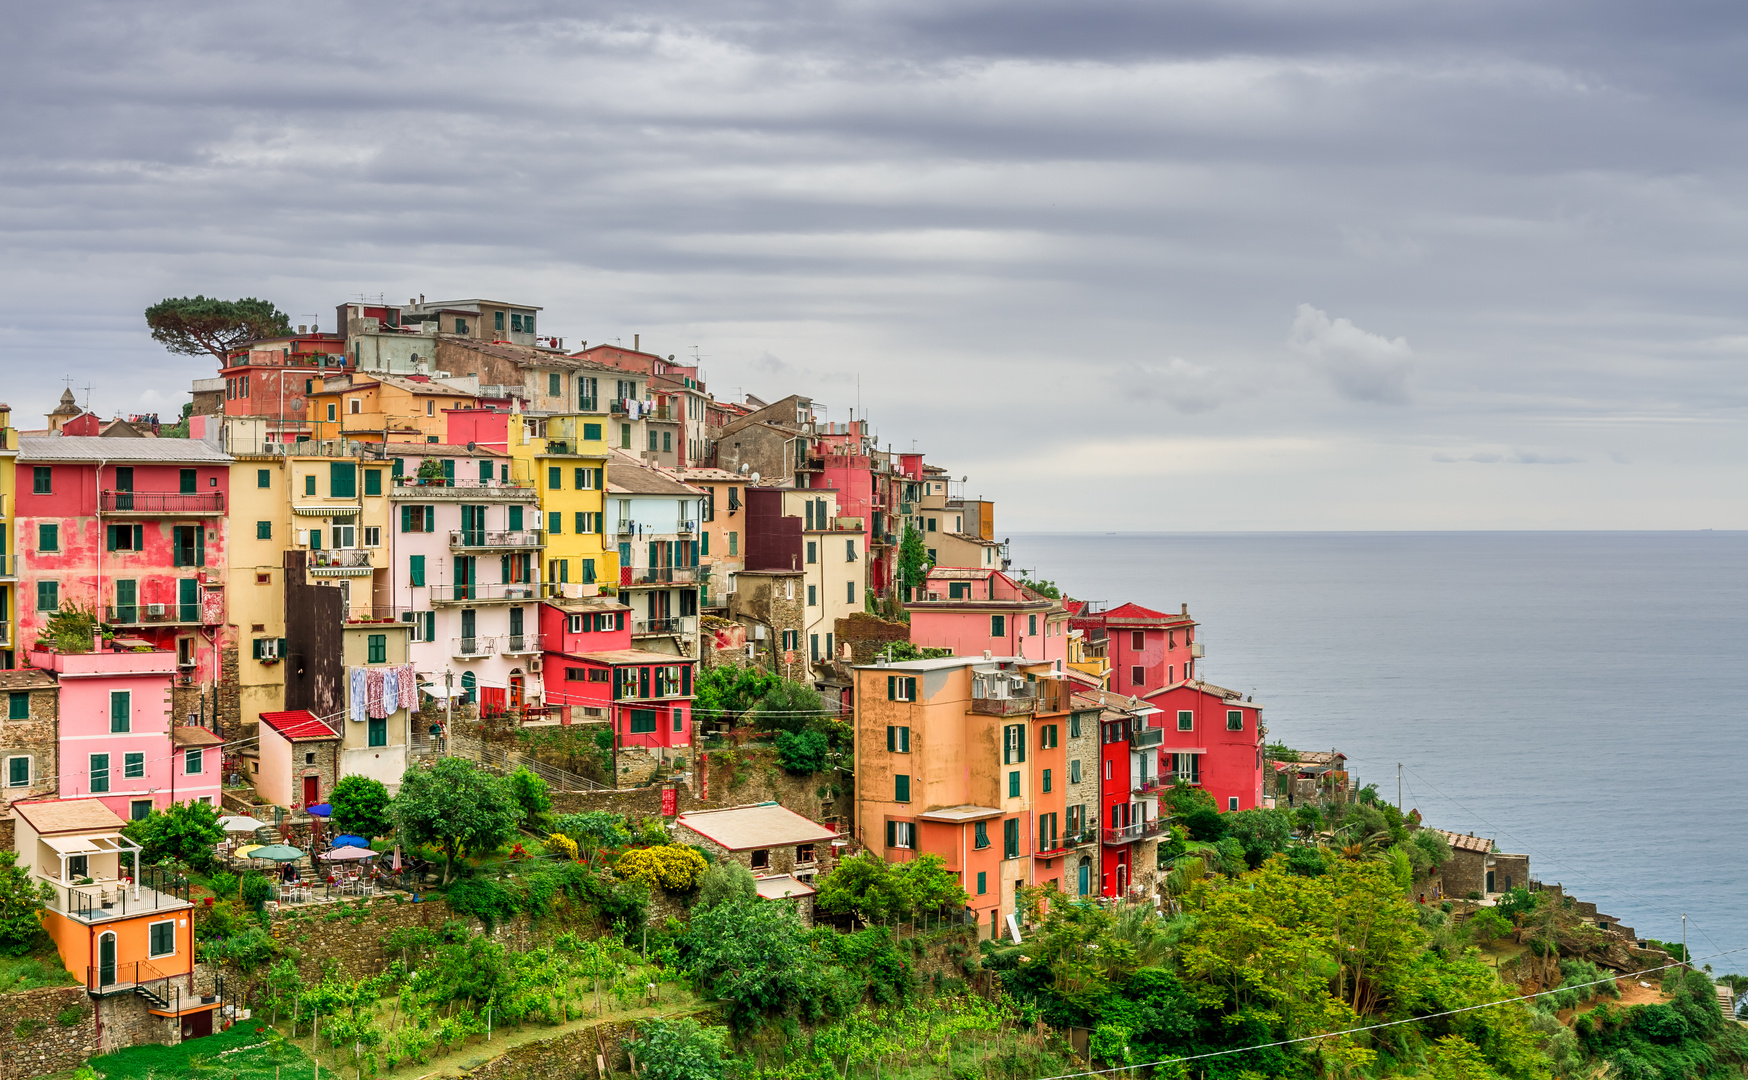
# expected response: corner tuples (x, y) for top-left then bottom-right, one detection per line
(1716, 983), (1736, 1021)
(134, 981), (170, 1010)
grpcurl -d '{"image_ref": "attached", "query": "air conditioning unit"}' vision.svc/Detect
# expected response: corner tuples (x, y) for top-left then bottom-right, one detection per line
(529, 657), (543, 673)
(147, 603), (166, 616)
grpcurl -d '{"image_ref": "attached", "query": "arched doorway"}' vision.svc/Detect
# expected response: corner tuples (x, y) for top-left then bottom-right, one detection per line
(98, 931), (116, 988)
(508, 669), (524, 711)
(1077, 856), (1091, 897)
(460, 671), (477, 705)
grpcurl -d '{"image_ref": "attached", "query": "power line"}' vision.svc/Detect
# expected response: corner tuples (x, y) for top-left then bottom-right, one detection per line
(1027, 946), (1748, 1080)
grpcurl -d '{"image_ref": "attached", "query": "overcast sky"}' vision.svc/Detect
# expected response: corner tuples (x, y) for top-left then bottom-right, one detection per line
(4, 0), (1745, 529)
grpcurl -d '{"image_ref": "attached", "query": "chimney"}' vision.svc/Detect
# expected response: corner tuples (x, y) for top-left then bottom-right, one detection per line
(1181, 603), (1188, 615)
(634, 334), (640, 352)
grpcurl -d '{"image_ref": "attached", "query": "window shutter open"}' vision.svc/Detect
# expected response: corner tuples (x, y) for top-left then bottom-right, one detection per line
(887, 726), (895, 751)
(886, 820), (896, 847)
(887, 675), (897, 700)
(401, 506), (412, 532)
(424, 506), (435, 531)
(196, 525), (206, 566)
(252, 639), (262, 660)
(907, 677), (918, 701)
(134, 525), (143, 550)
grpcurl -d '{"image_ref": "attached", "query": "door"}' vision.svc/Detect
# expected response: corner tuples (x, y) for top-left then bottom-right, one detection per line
(178, 578), (200, 623)
(509, 671), (524, 710)
(1077, 857), (1090, 897)
(460, 609), (476, 652)
(184, 1008), (213, 1040)
(114, 467), (134, 510)
(1486, 870), (1495, 894)
(98, 932), (116, 988)
(460, 505), (485, 546)
(509, 608), (524, 651)
(303, 775), (319, 808)
(454, 556), (475, 600)
(115, 579), (137, 624)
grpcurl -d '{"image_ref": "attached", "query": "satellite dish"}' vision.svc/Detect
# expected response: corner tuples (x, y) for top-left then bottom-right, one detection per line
(467, 441), (477, 452)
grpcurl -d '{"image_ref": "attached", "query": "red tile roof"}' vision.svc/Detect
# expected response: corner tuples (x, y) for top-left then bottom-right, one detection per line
(259, 710), (340, 741)
(1103, 602), (1182, 624)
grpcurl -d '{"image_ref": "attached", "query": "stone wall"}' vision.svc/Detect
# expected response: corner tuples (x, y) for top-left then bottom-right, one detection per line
(550, 781), (704, 818)
(0, 684), (59, 810)
(1434, 848), (1487, 899)
(466, 1017), (648, 1080)
(1493, 854), (1530, 893)
(834, 613), (910, 664)
(0, 985), (96, 1079)
(701, 747), (846, 828)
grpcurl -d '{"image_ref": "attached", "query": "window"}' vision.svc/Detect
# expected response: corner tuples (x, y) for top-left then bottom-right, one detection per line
(496, 311), (506, 331)
(1029, 614), (1037, 636)
(1227, 710), (1244, 731)
(1171, 753), (1201, 784)
(401, 506), (435, 532)
(90, 753), (110, 793)
(1131, 665), (1145, 687)
(124, 752), (145, 779)
(8, 692), (30, 720)
(327, 403), (336, 422)
(455, 318), (468, 334)
(1002, 724), (1026, 764)
(548, 466), (562, 489)
(7, 756), (29, 787)
(796, 844), (815, 864)
(427, 401), (435, 417)
(131, 799), (152, 821)
(807, 584), (816, 607)
(329, 463), (356, 498)
(305, 475), (317, 496)
(1132, 630), (1145, 650)
(886, 725), (910, 752)
(1178, 710), (1194, 732)
(809, 633), (820, 661)
(548, 513), (561, 535)
(749, 848), (771, 870)
(368, 634), (387, 663)
(977, 871), (987, 895)
(806, 540), (816, 564)
(37, 524), (58, 552)
(1003, 818), (1020, 860)
(258, 468), (272, 488)
(663, 431), (671, 453)
(1008, 771), (1020, 798)
(584, 422), (602, 440)
(185, 747), (204, 774)
(365, 469), (382, 496)
(1039, 724), (1058, 749)
(894, 775), (910, 802)
(990, 615), (1005, 638)
(549, 373), (561, 396)
(1070, 713), (1082, 738)
(621, 423), (632, 448)
(407, 554), (426, 587)
(629, 710), (657, 734)
(32, 466), (50, 494)
(256, 520), (272, 540)
(886, 820), (916, 849)
(369, 717), (388, 747)
(148, 920), (175, 958)
(110, 691), (131, 733)
(1070, 759), (1082, 784)
(728, 532), (738, 555)
(648, 431), (658, 451)
(886, 676), (916, 702)
(847, 581), (856, 604)
(1228, 797), (1240, 811)
(363, 526), (380, 547)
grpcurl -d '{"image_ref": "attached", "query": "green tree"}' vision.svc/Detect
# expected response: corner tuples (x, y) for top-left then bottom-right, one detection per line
(504, 766), (552, 829)
(691, 666), (778, 731)
(897, 523), (930, 602)
(1222, 807), (1292, 868)
(552, 811), (632, 868)
(329, 775), (393, 839)
(39, 603), (103, 654)
(774, 728), (830, 773)
(392, 758), (521, 884)
(0, 851), (53, 956)
(695, 861), (758, 911)
(1017, 574), (1062, 599)
(816, 851), (965, 925)
(684, 896), (832, 1029)
(749, 680), (834, 736)
(125, 799), (226, 872)
(628, 1017), (727, 1080)
(145, 296), (292, 363)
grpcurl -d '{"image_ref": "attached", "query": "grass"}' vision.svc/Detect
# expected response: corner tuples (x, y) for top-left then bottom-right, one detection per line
(0, 952), (80, 993)
(78, 1021), (315, 1080)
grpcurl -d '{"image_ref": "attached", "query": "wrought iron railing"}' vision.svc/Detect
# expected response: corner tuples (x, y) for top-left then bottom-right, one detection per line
(101, 491), (225, 513)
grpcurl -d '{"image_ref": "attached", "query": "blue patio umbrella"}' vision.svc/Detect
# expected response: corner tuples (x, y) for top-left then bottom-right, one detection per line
(333, 835), (369, 848)
(306, 803), (333, 817)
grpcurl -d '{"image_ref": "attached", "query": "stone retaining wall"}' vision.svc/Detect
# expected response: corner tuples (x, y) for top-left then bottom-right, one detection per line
(0, 985), (97, 1079)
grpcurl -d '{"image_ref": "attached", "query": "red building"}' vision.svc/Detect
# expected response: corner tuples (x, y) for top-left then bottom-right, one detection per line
(539, 599), (695, 752)
(1072, 601), (1199, 696)
(16, 438), (231, 684)
(797, 419), (887, 590)
(1144, 681), (1265, 813)
(218, 331), (348, 442)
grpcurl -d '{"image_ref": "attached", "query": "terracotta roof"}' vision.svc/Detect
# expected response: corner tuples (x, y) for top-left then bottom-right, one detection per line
(608, 456), (704, 497)
(0, 670), (56, 691)
(392, 443), (509, 458)
(259, 710), (341, 741)
(1429, 828), (1494, 855)
(12, 798), (127, 835)
(677, 803), (836, 850)
(1103, 602), (1192, 625)
(925, 568), (994, 580)
(171, 726), (226, 748)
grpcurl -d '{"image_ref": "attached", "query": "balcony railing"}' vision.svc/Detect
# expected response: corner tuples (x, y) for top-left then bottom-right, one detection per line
(392, 476), (534, 492)
(617, 520), (638, 534)
(452, 636), (498, 658)
(56, 865), (191, 926)
(501, 633), (542, 654)
(449, 529), (544, 551)
(101, 491), (225, 514)
(433, 582), (541, 605)
(1130, 726), (1164, 750)
(309, 549), (372, 569)
(622, 566), (698, 586)
(107, 604), (202, 626)
(1132, 774), (1163, 794)
(971, 675), (1036, 716)
(0, 553), (11, 579)
(632, 616), (695, 636)
(1103, 818), (1167, 845)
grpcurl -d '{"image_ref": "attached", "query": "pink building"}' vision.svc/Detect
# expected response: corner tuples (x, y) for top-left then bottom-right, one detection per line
(16, 437), (231, 682)
(539, 598), (694, 752)
(905, 568), (1069, 668)
(1094, 602), (1199, 696)
(1144, 681), (1264, 814)
(30, 646), (222, 820)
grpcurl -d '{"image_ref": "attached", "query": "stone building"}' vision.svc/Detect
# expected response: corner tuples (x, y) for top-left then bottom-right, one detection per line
(1, 669), (59, 810)
(726, 569), (806, 681)
(674, 802), (839, 925)
(1426, 828), (1531, 900)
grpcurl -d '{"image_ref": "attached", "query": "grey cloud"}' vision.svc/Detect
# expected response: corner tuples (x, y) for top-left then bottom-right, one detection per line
(1129, 356), (1252, 414)
(1432, 449), (1584, 465)
(1288, 304), (1412, 405)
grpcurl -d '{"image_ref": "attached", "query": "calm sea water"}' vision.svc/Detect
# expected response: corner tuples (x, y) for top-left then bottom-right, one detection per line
(1008, 532), (1748, 973)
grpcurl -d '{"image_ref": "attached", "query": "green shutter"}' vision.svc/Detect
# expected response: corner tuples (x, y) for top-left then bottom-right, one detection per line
(196, 525), (206, 566)
(593, 467), (604, 489)
(887, 675), (896, 700)
(365, 469), (382, 496)
(548, 467), (561, 489)
(8, 693), (29, 721)
(106, 525), (115, 552)
(330, 462), (356, 498)
(110, 692), (130, 733)
(508, 505), (522, 530)
(887, 726), (895, 751)
(400, 506), (412, 532)
(895, 775), (909, 802)
(252, 639), (262, 660)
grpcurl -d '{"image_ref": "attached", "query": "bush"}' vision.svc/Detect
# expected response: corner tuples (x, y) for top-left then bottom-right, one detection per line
(543, 832), (580, 860)
(199, 926), (278, 972)
(1284, 846), (1326, 877)
(775, 729), (830, 773)
(1179, 806), (1227, 843)
(0, 852), (52, 956)
(1467, 907), (1512, 945)
(206, 871), (238, 900)
(330, 775), (394, 839)
(628, 1017), (728, 1080)
(445, 877), (517, 928)
(56, 1005), (83, 1027)
(695, 862), (758, 911)
(615, 845), (709, 892)
(239, 871), (274, 912)
(505, 767), (552, 829)
(124, 800), (226, 873)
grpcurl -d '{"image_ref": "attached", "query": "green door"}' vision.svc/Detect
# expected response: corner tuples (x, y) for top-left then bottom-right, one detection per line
(98, 932), (116, 987)
(178, 578), (199, 622)
(115, 580), (137, 624)
(460, 505), (485, 546)
(454, 556), (475, 601)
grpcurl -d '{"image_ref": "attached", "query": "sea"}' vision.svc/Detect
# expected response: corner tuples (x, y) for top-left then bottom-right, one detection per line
(1007, 531), (1748, 974)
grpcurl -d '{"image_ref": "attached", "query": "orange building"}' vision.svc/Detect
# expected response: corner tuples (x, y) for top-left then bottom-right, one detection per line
(853, 656), (1071, 939)
(13, 799), (220, 1040)
(308, 372), (481, 444)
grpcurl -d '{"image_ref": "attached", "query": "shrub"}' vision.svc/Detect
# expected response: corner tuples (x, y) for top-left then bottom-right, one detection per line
(775, 729), (830, 773)
(1466, 908), (1512, 945)
(199, 926), (278, 972)
(1179, 806), (1227, 843)
(695, 862), (758, 911)
(206, 871), (239, 900)
(505, 767), (552, 829)
(239, 871), (274, 912)
(0, 852), (53, 956)
(543, 832), (580, 860)
(124, 800), (226, 873)
(330, 775), (394, 838)
(445, 877), (517, 928)
(628, 1016), (728, 1080)
(615, 845), (709, 892)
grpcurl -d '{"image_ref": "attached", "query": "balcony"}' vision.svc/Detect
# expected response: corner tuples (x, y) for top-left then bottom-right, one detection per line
(452, 636), (498, 658)
(100, 491), (225, 515)
(1132, 773), (1164, 794)
(971, 674), (1035, 716)
(677, 520), (696, 534)
(0, 553), (13, 580)
(107, 603), (203, 627)
(632, 616), (696, 637)
(621, 566), (699, 587)
(1035, 830), (1094, 857)
(391, 477), (536, 499)
(617, 520), (638, 535)
(501, 633), (542, 655)
(432, 582), (541, 606)
(1130, 725), (1164, 750)
(449, 529), (544, 552)
(1103, 818), (1167, 845)
(308, 549), (373, 577)
(46, 866), (191, 928)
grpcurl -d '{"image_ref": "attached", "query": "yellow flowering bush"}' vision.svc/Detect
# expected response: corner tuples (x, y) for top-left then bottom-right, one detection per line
(614, 844), (709, 892)
(544, 832), (580, 860)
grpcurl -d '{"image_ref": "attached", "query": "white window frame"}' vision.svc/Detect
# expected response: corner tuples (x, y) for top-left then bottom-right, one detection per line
(148, 919), (176, 958)
(5, 755), (31, 788)
(362, 526), (381, 548)
(1177, 710), (1194, 732)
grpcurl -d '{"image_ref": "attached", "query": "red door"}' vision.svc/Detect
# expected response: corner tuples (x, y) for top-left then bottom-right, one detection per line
(303, 775), (319, 807)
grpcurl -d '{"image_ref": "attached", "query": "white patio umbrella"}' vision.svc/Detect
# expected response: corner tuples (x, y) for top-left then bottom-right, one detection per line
(219, 814), (272, 833)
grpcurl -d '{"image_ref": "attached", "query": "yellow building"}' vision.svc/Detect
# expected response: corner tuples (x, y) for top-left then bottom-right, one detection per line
(506, 412), (616, 592)
(0, 403), (15, 668)
(221, 419), (396, 725)
(308, 372), (481, 445)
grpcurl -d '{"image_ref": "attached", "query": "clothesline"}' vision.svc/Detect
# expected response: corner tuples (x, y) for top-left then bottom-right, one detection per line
(349, 662), (419, 723)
